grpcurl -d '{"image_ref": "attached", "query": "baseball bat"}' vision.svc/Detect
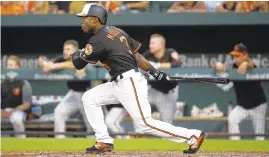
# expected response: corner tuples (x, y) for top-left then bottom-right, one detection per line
(169, 75), (229, 84)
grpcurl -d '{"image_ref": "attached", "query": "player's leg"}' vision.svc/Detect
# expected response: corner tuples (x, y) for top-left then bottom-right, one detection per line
(9, 109), (26, 138)
(105, 106), (127, 134)
(116, 73), (206, 153)
(81, 81), (120, 144)
(250, 103), (267, 140)
(54, 90), (80, 138)
(228, 105), (249, 140)
(76, 91), (94, 137)
(132, 86), (157, 134)
(155, 86), (178, 124)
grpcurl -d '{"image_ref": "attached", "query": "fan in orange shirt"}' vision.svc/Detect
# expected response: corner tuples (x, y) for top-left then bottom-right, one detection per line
(240, 1), (260, 12)
(21, 1), (37, 13)
(99, 1), (121, 12)
(1, 1), (25, 15)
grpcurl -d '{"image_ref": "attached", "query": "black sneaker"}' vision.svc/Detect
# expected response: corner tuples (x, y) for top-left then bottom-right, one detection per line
(183, 132), (207, 154)
(86, 142), (114, 154)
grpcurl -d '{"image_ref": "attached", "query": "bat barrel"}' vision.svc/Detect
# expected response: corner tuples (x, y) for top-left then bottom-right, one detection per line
(169, 76), (229, 84)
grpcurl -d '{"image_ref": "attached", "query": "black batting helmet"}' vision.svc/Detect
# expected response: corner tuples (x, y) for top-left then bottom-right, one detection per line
(76, 3), (108, 24)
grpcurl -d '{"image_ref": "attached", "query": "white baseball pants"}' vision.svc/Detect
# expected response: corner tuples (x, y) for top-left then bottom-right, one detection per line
(54, 89), (93, 138)
(105, 107), (127, 134)
(228, 103), (267, 140)
(82, 69), (201, 144)
(148, 85), (179, 124)
(3, 108), (26, 138)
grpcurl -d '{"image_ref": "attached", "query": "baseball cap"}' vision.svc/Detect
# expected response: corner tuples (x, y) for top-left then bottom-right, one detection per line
(76, 3), (108, 24)
(230, 43), (248, 57)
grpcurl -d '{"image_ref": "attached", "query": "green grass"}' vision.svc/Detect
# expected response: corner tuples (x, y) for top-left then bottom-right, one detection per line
(1, 138), (269, 152)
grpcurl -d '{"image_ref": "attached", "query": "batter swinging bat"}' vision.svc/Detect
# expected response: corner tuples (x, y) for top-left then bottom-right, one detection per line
(169, 75), (229, 84)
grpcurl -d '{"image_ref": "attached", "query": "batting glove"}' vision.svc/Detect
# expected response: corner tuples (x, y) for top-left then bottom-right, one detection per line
(152, 71), (170, 82)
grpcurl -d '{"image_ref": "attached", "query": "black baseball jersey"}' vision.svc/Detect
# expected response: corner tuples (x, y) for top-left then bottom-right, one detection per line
(143, 49), (179, 94)
(233, 63), (267, 109)
(81, 26), (142, 77)
(54, 57), (91, 92)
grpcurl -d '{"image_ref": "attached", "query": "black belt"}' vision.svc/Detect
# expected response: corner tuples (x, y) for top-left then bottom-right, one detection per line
(110, 69), (139, 82)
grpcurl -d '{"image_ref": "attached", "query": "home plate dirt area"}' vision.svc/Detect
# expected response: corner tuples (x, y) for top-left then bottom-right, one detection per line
(2, 151), (269, 157)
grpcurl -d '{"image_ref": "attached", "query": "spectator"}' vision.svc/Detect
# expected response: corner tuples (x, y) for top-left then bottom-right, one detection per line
(237, 1), (269, 12)
(216, 1), (241, 12)
(47, 2), (57, 14)
(21, 1), (36, 14)
(55, 1), (71, 14)
(204, 1), (224, 12)
(39, 40), (93, 139)
(167, 1), (207, 13)
(259, 2), (269, 12)
(69, 1), (86, 14)
(98, 1), (121, 13)
(1, 1), (24, 15)
(32, 1), (49, 15)
(112, 1), (150, 14)
(1, 55), (33, 138)
(214, 43), (268, 140)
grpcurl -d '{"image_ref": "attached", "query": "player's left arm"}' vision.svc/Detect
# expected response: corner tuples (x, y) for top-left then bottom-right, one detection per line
(129, 37), (153, 72)
(135, 53), (153, 72)
(135, 53), (169, 81)
(130, 37), (169, 81)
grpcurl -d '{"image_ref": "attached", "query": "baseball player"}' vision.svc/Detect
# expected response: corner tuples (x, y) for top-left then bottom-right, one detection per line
(101, 80), (128, 137)
(1, 56), (32, 138)
(39, 40), (93, 139)
(143, 33), (181, 124)
(215, 43), (268, 140)
(72, 3), (206, 154)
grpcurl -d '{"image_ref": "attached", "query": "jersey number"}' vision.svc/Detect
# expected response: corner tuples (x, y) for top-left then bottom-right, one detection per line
(120, 36), (132, 54)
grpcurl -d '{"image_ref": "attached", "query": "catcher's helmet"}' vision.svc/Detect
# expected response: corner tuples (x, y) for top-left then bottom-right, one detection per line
(76, 3), (108, 24)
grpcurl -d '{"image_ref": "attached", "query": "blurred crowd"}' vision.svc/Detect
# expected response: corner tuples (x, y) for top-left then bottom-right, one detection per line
(168, 1), (269, 13)
(1, 1), (268, 15)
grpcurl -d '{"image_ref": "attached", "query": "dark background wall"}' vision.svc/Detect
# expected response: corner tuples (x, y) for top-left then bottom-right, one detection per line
(2, 25), (269, 55)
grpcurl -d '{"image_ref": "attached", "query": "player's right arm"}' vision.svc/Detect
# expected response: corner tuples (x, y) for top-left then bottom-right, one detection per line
(72, 41), (106, 70)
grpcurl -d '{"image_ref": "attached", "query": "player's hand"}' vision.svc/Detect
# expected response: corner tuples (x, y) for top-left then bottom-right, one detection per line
(71, 49), (83, 59)
(42, 61), (54, 73)
(38, 56), (48, 68)
(214, 62), (226, 72)
(237, 61), (248, 75)
(152, 71), (170, 82)
(1, 111), (12, 119)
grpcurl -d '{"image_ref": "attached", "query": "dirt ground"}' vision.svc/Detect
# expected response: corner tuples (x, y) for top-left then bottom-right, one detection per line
(2, 151), (269, 157)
